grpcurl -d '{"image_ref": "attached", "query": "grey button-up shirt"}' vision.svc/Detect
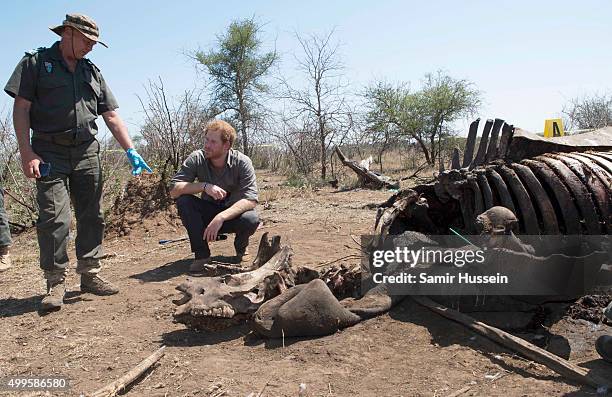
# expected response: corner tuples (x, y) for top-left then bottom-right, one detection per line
(170, 149), (258, 207)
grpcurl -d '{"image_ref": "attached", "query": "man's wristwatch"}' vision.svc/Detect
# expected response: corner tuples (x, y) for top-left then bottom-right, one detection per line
(202, 182), (208, 192)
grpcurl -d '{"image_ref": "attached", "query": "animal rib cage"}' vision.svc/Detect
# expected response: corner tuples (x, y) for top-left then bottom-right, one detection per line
(410, 119), (612, 235)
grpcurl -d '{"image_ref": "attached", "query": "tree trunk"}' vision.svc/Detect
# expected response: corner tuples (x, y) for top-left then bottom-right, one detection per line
(414, 136), (432, 165)
(319, 121), (326, 180)
(237, 88), (250, 156)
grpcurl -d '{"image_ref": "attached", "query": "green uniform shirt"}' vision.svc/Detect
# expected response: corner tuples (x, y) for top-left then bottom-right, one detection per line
(4, 41), (119, 137)
(170, 149), (259, 207)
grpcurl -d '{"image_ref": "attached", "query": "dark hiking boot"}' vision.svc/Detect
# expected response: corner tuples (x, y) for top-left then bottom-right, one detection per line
(40, 279), (66, 311)
(189, 257), (211, 274)
(81, 274), (119, 295)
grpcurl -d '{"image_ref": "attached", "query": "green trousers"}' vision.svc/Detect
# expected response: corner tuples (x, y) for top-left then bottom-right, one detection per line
(0, 185), (12, 247)
(32, 138), (105, 273)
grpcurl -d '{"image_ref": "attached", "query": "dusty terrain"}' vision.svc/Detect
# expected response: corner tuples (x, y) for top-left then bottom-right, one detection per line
(1, 170), (611, 397)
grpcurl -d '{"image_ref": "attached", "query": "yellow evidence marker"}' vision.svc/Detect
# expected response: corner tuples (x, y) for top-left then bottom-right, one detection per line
(544, 118), (565, 138)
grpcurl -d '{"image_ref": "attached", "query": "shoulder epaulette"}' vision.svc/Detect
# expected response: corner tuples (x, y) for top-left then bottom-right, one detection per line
(85, 58), (100, 72)
(24, 47), (47, 57)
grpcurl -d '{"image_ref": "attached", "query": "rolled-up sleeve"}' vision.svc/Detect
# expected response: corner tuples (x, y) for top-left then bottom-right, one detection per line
(169, 152), (199, 190)
(236, 157), (258, 202)
(4, 55), (37, 100)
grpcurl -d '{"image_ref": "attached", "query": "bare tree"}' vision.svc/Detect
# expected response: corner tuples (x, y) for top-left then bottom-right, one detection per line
(279, 30), (353, 180)
(137, 78), (210, 179)
(563, 93), (612, 130)
(271, 111), (321, 176)
(0, 109), (37, 227)
(0, 111), (18, 183)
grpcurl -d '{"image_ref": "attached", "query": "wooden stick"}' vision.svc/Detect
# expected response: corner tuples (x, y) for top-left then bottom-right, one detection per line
(89, 346), (166, 397)
(412, 296), (607, 389)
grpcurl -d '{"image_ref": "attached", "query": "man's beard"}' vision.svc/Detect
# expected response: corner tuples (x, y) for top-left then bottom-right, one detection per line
(205, 149), (225, 161)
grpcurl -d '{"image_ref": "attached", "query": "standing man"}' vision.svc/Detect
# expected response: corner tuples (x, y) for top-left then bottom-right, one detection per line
(0, 187), (11, 272)
(169, 120), (259, 273)
(4, 14), (152, 311)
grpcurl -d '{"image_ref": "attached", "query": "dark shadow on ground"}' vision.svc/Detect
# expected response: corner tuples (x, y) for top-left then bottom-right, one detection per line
(243, 331), (322, 349)
(212, 255), (241, 265)
(388, 298), (578, 386)
(0, 295), (45, 318)
(161, 324), (249, 346)
(0, 291), (94, 318)
(561, 359), (612, 396)
(130, 259), (191, 283)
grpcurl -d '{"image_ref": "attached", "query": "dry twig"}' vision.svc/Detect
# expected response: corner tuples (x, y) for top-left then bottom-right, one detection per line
(89, 346), (166, 397)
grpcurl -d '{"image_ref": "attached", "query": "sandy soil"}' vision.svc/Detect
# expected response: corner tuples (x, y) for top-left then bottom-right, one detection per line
(1, 170), (611, 397)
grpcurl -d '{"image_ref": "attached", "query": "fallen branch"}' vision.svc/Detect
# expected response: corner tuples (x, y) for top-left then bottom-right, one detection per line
(2, 188), (37, 214)
(412, 296), (608, 389)
(89, 346), (166, 397)
(399, 161), (430, 181)
(334, 147), (399, 189)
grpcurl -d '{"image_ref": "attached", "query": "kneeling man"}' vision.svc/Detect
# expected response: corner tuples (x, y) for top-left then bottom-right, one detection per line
(169, 120), (259, 273)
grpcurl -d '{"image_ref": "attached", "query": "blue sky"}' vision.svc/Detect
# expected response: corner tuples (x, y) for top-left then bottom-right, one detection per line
(2, 0), (611, 137)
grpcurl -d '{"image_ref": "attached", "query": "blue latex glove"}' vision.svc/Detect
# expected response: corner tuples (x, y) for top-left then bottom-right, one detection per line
(126, 148), (153, 176)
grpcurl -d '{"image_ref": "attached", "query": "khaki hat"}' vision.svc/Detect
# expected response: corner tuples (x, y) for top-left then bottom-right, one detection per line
(50, 13), (108, 48)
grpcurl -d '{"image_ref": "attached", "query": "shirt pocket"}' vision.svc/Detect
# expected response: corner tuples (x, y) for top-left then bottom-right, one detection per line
(37, 76), (70, 109)
(83, 75), (101, 99)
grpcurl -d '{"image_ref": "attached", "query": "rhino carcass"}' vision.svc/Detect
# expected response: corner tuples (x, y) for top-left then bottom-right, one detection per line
(172, 233), (295, 331)
(253, 120), (612, 338)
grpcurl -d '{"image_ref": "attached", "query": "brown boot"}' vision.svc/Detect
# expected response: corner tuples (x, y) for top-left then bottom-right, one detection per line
(81, 274), (119, 295)
(0, 245), (10, 272)
(40, 278), (66, 311)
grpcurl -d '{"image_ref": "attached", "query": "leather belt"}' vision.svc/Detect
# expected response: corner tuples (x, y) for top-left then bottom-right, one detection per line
(32, 131), (93, 147)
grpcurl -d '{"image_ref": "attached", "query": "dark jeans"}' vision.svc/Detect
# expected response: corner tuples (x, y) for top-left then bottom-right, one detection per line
(176, 195), (259, 259)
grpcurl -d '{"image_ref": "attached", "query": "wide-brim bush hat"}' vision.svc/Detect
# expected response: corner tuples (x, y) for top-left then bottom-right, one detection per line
(50, 13), (108, 48)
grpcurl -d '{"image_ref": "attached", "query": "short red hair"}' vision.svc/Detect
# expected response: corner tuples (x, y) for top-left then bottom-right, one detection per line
(205, 119), (236, 147)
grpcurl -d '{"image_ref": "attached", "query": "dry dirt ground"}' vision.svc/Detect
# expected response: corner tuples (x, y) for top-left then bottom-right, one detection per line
(1, 170), (611, 397)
